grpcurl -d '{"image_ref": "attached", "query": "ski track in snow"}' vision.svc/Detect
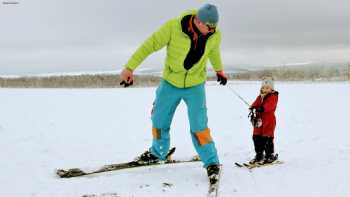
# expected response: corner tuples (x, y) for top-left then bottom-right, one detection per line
(0, 81), (350, 197)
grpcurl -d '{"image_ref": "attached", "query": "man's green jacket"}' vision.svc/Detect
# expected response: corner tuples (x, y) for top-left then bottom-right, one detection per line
(125, 9), (223, 88)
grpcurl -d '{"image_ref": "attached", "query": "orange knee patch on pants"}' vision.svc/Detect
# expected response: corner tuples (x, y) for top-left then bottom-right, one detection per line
(152, 128), (161, 139)
(195, 128), (212, 146)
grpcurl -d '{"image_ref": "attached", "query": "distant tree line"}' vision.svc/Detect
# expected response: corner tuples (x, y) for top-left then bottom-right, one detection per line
(1, 64), (349, 88)
(0, 75), (161, 88)
(227, 64), (350, 81)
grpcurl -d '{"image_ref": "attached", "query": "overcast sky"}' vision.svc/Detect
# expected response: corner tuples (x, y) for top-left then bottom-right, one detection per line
(1, 0), (350, 75)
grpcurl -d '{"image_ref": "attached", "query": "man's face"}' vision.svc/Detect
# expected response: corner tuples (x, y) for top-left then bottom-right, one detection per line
(195, 17), (216, 35)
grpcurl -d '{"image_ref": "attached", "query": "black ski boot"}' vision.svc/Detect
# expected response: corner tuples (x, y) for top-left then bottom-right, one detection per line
(249, 152), (264, 164)
(249, 135), (265, 164)
(206, 164), (221, 184)
(135, 150), (160, 164)
(264, 154), (278, 163)
(264, 137), (278, 163)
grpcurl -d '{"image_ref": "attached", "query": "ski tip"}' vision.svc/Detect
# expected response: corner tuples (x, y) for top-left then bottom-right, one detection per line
(234, 162), (243, 167)
(56, 168), (86, 178)
(166, 147), (176, 160)
(169, 147), (176, 153)
(56, 169), (67, 178)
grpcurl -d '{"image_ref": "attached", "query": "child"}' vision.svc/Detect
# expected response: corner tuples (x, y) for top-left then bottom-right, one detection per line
(249, 78), (279, 164)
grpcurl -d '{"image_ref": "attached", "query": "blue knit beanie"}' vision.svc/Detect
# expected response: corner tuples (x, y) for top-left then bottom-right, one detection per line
(197, 4), (219, 27)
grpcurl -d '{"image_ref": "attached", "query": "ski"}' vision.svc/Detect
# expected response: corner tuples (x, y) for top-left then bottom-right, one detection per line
(208, 165), (222, 197)
(235, 160), (283, 170)
(56, 147), (201, 178)
(82, 192), (119, 197)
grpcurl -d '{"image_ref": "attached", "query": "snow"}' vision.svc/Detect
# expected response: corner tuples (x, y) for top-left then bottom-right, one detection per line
(1, 81), (350, 197)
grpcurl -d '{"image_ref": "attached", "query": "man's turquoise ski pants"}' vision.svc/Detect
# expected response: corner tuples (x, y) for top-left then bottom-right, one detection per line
(150, 80), (219, 167)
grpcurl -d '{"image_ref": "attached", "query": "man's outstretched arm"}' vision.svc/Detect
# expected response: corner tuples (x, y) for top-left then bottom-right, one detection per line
(120, 20), (172, 87)
(125, 19), (172, 70)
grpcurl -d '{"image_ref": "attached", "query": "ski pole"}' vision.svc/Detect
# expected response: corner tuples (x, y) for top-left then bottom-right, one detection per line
(226, 85), (251, 107)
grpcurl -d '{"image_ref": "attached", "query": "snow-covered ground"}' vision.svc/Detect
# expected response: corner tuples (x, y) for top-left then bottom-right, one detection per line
(1, 81), (349, 197)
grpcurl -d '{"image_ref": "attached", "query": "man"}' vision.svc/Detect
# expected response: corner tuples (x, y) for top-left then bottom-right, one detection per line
(120, 4), (227, 183)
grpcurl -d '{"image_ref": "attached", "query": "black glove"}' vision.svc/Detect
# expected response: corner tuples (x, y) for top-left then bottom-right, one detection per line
(216, 71), (227, 85)
(256, 106), (264, 113)
(120, 77), (134, 88)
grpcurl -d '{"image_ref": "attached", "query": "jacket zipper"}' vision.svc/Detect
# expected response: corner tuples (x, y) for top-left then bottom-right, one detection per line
(184, 71), (188, 88)
(181, 18), (215, 89)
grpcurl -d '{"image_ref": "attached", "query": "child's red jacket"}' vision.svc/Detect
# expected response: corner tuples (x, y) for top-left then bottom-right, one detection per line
(251, 91), (279, 137)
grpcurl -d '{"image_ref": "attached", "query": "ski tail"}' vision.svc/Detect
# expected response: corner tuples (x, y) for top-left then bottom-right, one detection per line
(208, 165), (222, 197)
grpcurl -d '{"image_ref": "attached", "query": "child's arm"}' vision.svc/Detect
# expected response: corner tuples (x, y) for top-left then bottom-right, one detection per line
(250, 96), (261, 109)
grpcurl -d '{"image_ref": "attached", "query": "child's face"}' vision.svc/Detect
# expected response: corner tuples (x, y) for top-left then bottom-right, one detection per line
(260, 85), (273, 95)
